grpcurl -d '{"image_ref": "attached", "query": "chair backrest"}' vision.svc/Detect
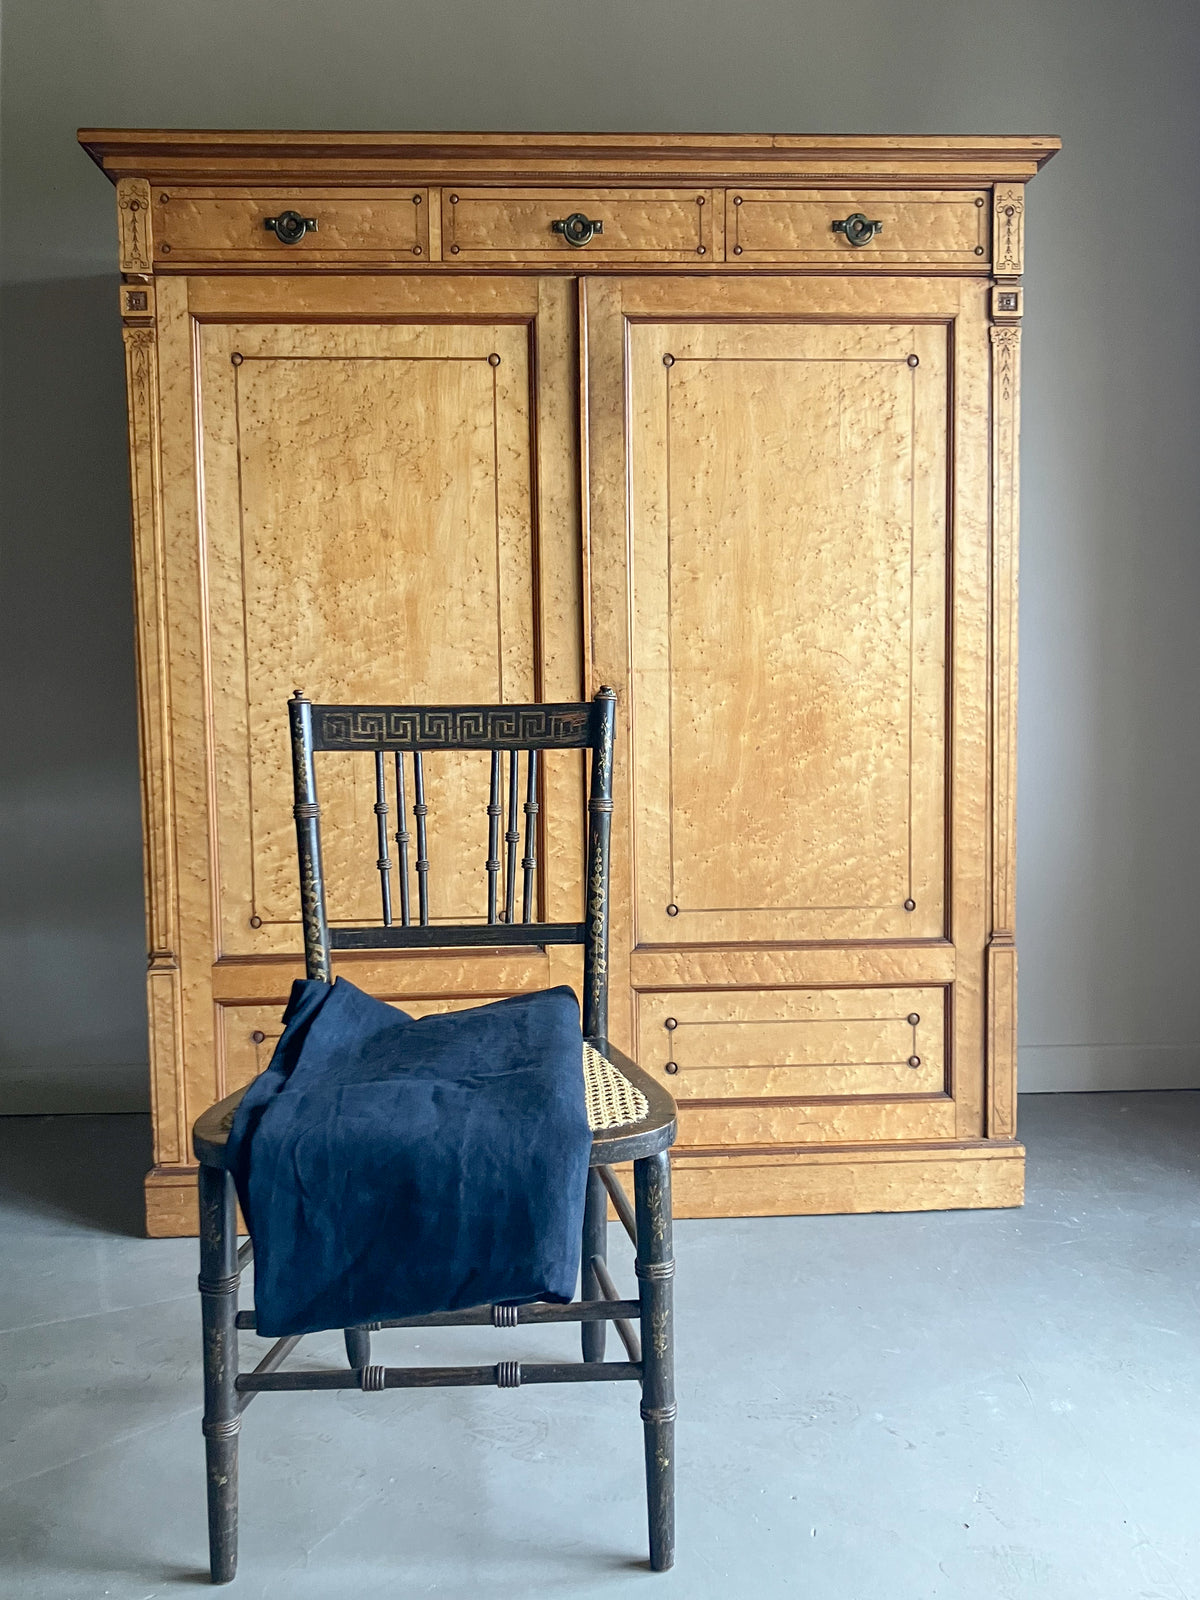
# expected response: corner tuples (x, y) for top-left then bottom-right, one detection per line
(288, 688), (616, 1039)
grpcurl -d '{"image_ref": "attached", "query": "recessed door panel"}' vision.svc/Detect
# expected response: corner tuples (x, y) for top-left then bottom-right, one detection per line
(626, 316), (948, 944)
(182, 278), (582, 963)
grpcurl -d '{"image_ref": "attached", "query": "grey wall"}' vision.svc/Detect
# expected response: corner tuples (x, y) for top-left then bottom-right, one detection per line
(2, 0), (1198, 1110)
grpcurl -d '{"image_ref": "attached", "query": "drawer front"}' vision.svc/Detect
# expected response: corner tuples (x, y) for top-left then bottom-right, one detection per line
(218, 995), (494, 1099)
(154, 189), (430, 263)
(727, 189), (990, 265)
(443, 187), (717, 262)
(637, 987), (953, 1148)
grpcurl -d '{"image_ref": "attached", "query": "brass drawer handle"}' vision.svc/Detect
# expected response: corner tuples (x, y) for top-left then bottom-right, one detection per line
(264, 210), (318, 244)
(832, 213), (883, 247)
(551, 213), (604, 247)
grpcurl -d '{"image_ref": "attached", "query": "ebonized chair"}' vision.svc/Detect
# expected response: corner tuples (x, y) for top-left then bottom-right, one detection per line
(192, 688), (678, 1582)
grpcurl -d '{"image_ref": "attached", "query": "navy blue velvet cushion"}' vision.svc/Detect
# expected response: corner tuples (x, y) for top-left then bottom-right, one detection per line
(225, 978), (591, 1338)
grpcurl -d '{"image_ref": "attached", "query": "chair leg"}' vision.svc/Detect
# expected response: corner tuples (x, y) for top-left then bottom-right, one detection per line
(344, 1326), (372, 1368)
(198, 1165), (240, 1585)
(581, 1165), (608, 1361)
(634, 1151), (675, 1572)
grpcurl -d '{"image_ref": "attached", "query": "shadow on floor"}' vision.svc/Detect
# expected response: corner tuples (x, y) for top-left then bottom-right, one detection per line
(0, 1113), (153, 1237)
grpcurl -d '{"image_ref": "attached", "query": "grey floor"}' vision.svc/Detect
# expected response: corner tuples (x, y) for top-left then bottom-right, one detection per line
(1, 1095), (1198, 1600)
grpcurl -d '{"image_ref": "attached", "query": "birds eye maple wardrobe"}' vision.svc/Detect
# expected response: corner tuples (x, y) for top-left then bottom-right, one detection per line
(78, 130), (1058, 1236)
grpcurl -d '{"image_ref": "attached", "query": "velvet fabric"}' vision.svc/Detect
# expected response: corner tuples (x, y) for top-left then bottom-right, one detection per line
(225, 978), (591, 1338)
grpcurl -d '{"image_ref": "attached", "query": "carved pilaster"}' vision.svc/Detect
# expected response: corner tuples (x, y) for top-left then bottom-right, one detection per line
(123, 319), (184, 1163)
(988, 320), (1022, 1139)
(117, 178), (154, 275)
(993, 184), (1025, 276)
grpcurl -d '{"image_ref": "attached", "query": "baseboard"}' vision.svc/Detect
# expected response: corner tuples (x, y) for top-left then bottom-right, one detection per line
(0, 1063), (151, 1115)
(670, 1142), (1025, 1218)
(1019, 1044), (1200, 1093)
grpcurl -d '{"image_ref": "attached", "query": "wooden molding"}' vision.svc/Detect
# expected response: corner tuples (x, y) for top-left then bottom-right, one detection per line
(81, 130), (1060, 188)
(146, 1142), (1023, 1237)
(989, 318), (1022, 1137)
(987, 939), (1018, 1139)
(123, 320), (186, 1164)
(671, 1141), (1024, 1217)
(990, 322), (1021, 938)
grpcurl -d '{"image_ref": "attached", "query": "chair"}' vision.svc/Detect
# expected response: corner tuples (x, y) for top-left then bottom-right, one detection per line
(192, 688), (678, 1582)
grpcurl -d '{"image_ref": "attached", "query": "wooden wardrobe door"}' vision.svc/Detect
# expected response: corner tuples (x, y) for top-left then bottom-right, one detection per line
(154, 276), (581, 1152)
(585, 275), (990, 1150)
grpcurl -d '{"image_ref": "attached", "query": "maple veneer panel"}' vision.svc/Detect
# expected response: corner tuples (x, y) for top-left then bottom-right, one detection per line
(636, 987), (946, 1101)
(198, 317), (537, 953)
(727, 188), (990, 265)
(442, 187), (717, 263)
(626, 316), (948, 946)
(153, 188), (430, 264)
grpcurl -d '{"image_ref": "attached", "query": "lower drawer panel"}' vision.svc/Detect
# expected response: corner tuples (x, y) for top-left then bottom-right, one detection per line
(217, 994), (497, 1098)
(636, 986), (947, 1102)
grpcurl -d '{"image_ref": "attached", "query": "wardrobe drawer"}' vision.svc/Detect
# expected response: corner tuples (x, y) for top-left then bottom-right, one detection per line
(442, 187), (717, 262)
(217, 994), (492, 1099)
(636, 987), (946, 1102)
(221, 1004), (286, 1098)
(726, 188), (990, 265)
(152, 189), (430, 263)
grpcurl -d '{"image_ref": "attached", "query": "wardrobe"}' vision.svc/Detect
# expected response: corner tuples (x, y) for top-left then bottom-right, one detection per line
(79, 130), (1058, 1235)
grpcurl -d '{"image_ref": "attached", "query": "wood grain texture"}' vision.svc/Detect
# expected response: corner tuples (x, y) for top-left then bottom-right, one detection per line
(674, 1098), (956, 1148)
(988, 317), (1023, 1138)
(629, 944), (957, 989)
(155, 274), (220, 1170)
(727, 188), (990, 266)
(198, 314), (538, 949)
(442, 187), (717, 263)
(84, 133), (1054, 1227)
(210, 950), (553, 1004)
(625, 312), (948, 946)
(585, 271), (993, 1159)
(122, 314), (185, 1163)
(669, 1141), (1024, 1216)
(152, 188), (430, 266)
(150, 273), (584, 1220)
(636, 986), (945, 1101)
